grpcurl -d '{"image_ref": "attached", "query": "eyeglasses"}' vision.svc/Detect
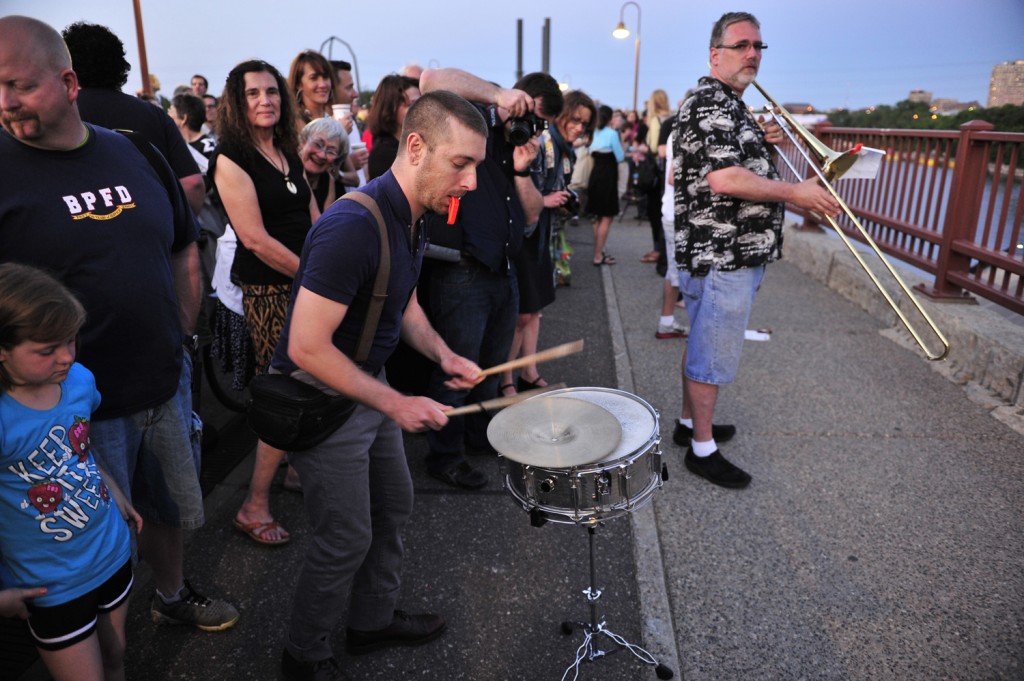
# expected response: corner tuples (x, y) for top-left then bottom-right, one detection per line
(715, 41), (767, 53)
(569, 115), (591, 127)
(309, 139), (339, 160)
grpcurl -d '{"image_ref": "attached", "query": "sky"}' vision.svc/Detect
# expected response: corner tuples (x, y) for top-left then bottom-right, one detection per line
(3, 0), (1022, 113)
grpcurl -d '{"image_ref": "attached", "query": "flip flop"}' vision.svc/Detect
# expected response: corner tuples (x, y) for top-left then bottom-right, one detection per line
(232, 518), (290, 546)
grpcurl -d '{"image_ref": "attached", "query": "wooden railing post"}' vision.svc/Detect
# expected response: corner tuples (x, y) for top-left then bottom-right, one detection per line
(918, 119), (992, 300)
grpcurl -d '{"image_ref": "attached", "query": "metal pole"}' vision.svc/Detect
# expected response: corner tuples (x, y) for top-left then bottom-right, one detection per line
(542, 17), (551, 75)
(132, 0), (151, 96)
(632, 33), (640, 113)
(516, 19), (524, 82)
(615, 2), (642, 113)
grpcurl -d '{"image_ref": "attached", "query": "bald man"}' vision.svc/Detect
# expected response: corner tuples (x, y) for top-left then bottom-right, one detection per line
(0, 15), (238, 632)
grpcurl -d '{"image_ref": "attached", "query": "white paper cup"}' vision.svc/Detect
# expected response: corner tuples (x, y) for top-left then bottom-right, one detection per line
(332, 104), (351, 122)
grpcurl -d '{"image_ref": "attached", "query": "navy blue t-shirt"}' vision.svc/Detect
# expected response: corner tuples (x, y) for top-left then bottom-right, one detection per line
(0, 124), (198, 419)
(272, 171), (425, 377)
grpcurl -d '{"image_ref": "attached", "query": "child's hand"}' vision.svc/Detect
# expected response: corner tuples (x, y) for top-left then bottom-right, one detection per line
(97, 464), (143, 534)
(119, 500), (143, 534)
(0, 586), (46, 619)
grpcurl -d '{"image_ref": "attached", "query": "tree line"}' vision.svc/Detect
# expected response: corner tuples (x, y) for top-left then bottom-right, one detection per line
(827, 100), (1024, 133)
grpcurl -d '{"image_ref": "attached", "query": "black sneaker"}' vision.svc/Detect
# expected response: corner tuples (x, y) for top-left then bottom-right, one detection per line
(428, 461), (487, 489)
(150, 581), (239, 631)
(672, 422), (737, 448)
(281, 649), (350, 681)
(684, 448), (751, 489)
(345, 610), (446, 655)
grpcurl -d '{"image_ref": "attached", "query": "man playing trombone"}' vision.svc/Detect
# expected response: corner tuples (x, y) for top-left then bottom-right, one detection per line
(671, 11), (840, 488)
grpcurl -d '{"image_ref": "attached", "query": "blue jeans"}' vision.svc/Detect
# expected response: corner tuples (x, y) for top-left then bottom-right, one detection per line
(286, 375), (413, 662)
(422, 259), (518, 472)
(90, 352), (204, 529)
(678, 265), (765, 385)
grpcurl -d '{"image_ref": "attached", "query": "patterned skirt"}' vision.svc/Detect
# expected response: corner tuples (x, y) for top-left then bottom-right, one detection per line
(210, 300), (256, 391)
(239, 282), (292, 375)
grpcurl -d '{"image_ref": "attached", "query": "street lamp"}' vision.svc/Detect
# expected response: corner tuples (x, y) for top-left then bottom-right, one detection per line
(612, 1), (641, 113)
(319, 36), (362, 101)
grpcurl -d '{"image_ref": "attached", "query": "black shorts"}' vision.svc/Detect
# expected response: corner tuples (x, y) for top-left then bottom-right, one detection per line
(26, 560), (133, 651)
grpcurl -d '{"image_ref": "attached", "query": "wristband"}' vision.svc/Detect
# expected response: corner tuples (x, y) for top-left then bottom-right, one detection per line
(512, 168), (531, 177)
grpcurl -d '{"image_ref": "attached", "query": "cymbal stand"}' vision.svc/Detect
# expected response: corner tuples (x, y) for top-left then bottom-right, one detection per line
(559, 524), (674, 680)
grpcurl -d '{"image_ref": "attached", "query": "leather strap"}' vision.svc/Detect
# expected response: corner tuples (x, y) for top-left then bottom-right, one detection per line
(339, 192), (390, 364)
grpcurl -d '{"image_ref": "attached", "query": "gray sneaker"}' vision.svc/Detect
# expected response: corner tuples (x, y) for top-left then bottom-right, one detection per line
(150, 581), (239, 631)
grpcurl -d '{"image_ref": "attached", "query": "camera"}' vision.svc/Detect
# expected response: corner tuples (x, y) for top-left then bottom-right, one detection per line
(563, 189), (580, 215)
(507, 113), (548, 146)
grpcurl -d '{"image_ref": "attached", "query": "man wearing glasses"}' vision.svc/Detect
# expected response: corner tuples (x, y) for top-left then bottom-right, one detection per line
(670, 12), (839, 488)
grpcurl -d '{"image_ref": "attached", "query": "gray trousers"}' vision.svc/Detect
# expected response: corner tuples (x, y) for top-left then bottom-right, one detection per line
(285, 388), (413, 662)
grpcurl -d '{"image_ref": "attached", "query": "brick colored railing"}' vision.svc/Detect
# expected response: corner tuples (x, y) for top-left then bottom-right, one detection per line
(775, 120), (1024, 315)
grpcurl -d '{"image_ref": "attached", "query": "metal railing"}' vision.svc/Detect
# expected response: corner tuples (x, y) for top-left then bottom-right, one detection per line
(776, 120), (1024, 315)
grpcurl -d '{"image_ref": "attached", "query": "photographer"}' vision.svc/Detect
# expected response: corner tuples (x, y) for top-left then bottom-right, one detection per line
(497, 90), (596, 397)
(416, 67), (563, 488)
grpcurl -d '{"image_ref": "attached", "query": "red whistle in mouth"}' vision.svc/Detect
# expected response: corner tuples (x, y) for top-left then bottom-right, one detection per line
(447, 196), (460, 225)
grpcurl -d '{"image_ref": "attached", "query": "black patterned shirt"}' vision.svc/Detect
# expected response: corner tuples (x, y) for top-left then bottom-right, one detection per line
(672, 76), (784, 276)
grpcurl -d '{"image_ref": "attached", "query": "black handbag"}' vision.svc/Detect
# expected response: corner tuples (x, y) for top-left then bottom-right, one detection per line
(247, 374), (357, 450)
(245, 192), (390, 450)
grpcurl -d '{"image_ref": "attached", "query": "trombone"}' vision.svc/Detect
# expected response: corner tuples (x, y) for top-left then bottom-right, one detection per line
(750, 79), (950, 361)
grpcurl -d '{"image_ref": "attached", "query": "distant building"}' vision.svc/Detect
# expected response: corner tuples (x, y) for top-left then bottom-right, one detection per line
(908, 89), (933, 104)
(931, 98), (980, 115)
(988, 60), (1024, 107)
(782, 102), (816, 113)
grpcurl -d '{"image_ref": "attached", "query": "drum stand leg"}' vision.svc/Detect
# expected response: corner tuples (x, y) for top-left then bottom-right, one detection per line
(559, 525), (674, 680)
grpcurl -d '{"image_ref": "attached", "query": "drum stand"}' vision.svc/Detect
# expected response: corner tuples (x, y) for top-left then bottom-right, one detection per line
(558, 523), (674, 680)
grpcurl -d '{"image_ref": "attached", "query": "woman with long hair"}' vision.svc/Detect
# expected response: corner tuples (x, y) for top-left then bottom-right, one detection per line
(586, 105), (625, 266)
(211, 59), (319, 546)
(641, 89), (672, 264)
(288, 50), (337, 134)
(366, 74), (421, 180)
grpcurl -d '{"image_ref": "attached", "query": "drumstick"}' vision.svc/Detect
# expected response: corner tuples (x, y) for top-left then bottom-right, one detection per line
(477, 339), (584, 379)
(445, 383), (566, 417)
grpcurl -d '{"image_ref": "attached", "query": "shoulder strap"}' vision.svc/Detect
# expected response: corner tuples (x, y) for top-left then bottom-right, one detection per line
(115, 128), (180, 204)
(339, 192), (390, 364)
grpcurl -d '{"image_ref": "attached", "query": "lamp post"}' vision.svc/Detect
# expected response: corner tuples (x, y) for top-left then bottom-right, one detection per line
(612, 1), (641, 114)
(319, 36), (362, 101)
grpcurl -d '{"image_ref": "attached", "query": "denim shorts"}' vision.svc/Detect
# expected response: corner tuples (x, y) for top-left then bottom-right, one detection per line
(90, 353), (204, 529)
(678, 265), (765, 385)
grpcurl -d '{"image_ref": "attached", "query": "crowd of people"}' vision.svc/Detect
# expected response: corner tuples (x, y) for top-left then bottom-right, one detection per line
(0, 10), (843, 681)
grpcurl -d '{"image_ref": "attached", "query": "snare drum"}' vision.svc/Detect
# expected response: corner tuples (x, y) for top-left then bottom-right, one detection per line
(502, 387), (662, 524)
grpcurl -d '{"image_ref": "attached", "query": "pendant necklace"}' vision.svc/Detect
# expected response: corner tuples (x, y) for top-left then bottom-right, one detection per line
(258, 144), (298, 194)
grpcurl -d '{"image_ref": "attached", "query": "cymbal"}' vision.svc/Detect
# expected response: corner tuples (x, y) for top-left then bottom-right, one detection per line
(486, 396), (622, 467)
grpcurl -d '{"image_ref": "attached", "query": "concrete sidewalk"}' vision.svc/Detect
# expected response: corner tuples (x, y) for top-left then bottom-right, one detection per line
(604, 217), (1024, 680)
(17, 215), (1024, 680)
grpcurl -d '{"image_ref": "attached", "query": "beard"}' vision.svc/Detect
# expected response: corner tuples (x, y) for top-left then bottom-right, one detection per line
(0, 111), (42, 140)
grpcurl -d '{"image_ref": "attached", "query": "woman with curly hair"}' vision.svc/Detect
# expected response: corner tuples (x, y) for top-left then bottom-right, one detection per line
(210, 60), (319, 546)
(365, 74), (421, 180)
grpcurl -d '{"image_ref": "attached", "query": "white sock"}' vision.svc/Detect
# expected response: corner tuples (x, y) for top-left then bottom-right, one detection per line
(157, 584), (186, 604)
(678, 418), (693, 429)
(660, 315), (674, 327)
(691, 438), (717, 457)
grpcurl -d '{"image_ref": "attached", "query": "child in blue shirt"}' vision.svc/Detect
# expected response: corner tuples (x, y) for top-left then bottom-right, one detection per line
(0, 263), (141, 681)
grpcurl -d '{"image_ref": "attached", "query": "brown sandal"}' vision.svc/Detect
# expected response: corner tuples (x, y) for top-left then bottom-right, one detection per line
(232, 518), (290, 546)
